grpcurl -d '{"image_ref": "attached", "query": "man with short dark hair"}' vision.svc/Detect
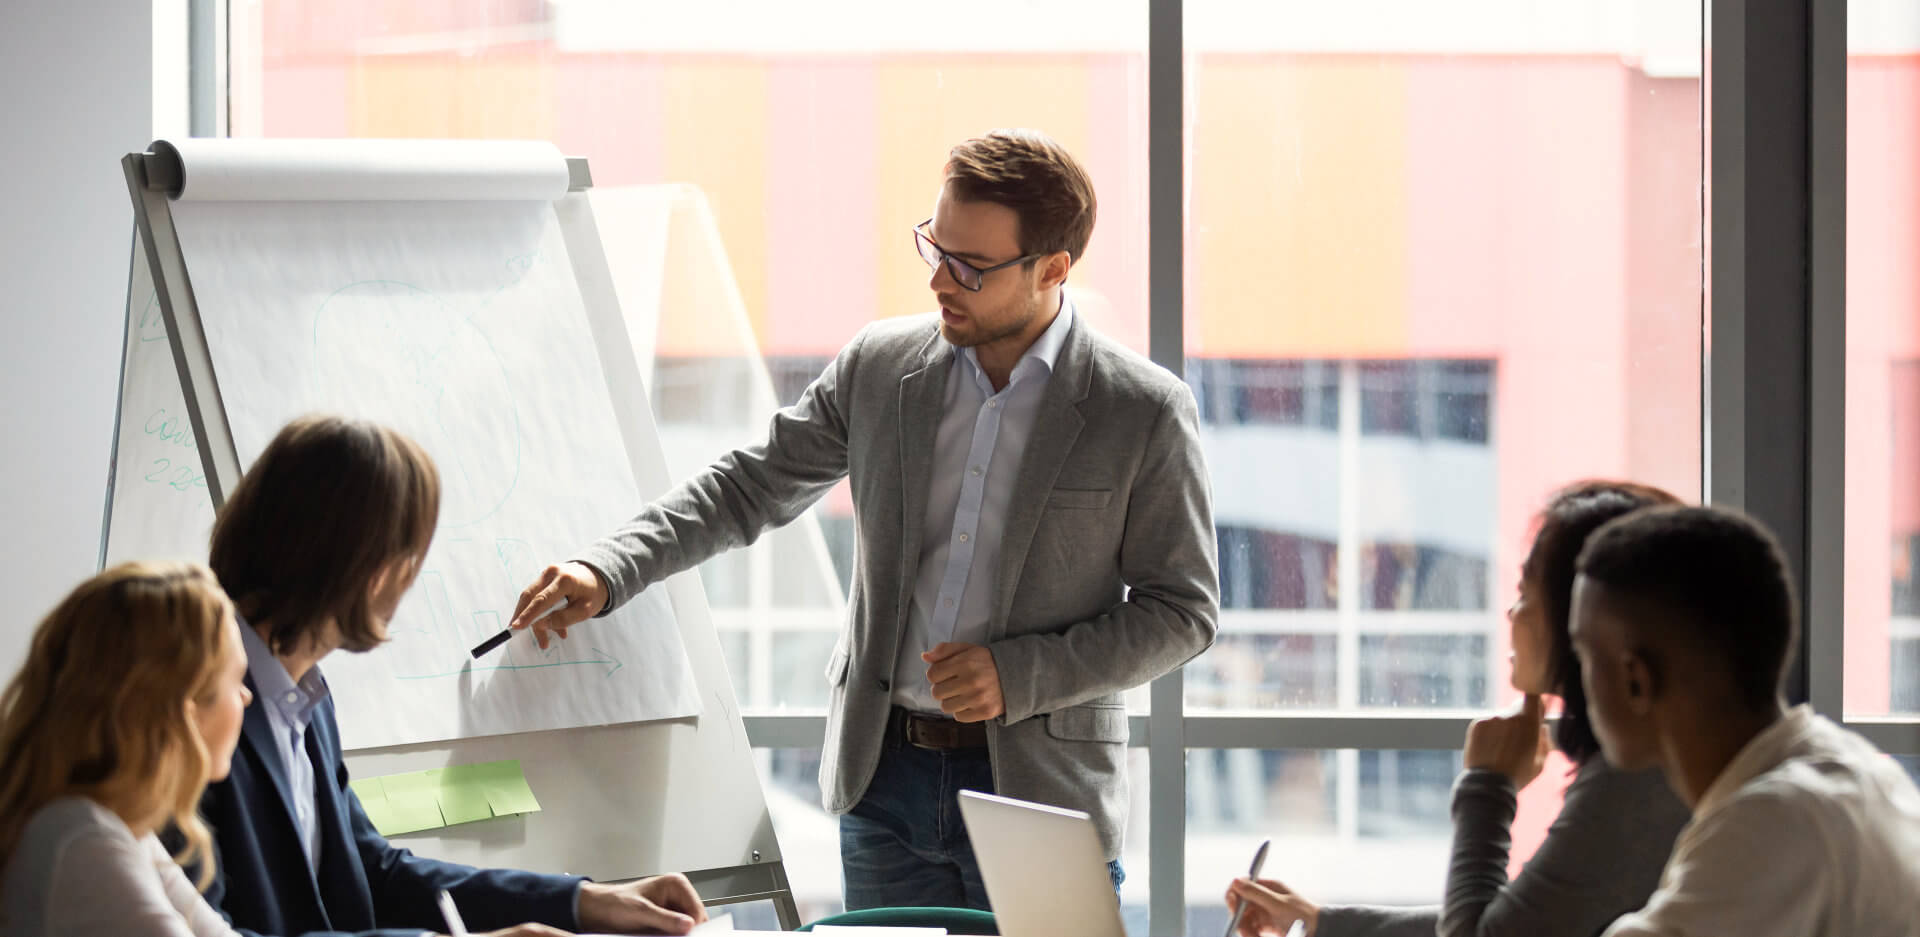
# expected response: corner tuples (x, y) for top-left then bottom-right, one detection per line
(513, 129), (1220, 909)
(1568, 505), (1920, 936)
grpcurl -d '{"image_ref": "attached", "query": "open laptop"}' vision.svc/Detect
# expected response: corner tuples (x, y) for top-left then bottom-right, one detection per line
(958, 790), (1126, 937)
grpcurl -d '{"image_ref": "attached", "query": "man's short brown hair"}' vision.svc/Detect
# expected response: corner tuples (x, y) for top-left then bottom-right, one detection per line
(945, 129), (1097, 263)
(210, 414), (440, 655)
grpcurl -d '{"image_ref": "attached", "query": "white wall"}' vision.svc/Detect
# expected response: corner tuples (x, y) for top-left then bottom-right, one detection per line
(0, 0), (163, 679)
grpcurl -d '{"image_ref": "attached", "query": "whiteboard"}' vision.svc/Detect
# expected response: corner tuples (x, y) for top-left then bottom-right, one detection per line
(113, 142), (789, 909)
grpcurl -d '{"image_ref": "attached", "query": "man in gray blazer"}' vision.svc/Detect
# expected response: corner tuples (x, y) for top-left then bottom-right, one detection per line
(512, 129), (1219, 911)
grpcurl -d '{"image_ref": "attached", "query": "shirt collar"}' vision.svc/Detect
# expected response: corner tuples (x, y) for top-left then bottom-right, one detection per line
(1024, 293), (1075, 373)
(956, 294), (1076, 384)
(1693, 704), (1819, 817)
(238, 615), (330, 730)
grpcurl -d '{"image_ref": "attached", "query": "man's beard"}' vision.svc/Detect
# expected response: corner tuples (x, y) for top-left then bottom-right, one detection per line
(941, 293), (1042, 348)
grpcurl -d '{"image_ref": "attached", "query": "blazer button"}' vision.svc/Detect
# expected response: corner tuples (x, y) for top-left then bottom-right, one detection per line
(878, 679), (891, 692)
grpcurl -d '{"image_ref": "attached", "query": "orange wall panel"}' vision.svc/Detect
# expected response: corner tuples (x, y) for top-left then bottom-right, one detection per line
(873, 61), (1093, 326)
(347, 54), (555, 140)
(663, 62), (772, 346)
(1190, 58), (1409, 358)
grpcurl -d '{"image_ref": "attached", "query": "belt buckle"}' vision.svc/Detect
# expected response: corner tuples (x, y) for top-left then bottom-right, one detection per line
(905, 713), (951, 751)
(896, 709), (926, 749)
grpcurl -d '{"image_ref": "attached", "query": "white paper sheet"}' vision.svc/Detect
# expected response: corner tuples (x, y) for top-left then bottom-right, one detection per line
(814, 927), (947, 937)
(103, 238), (219, 568)
(169, 196), (699, 748)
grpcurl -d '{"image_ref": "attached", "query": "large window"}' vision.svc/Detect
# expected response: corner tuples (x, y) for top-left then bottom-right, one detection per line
(232, 0), (1148, 924)
(1181, 0), (1701, 913)
(1844, 0), (1920, 719)
(224, 0), (1728, 931)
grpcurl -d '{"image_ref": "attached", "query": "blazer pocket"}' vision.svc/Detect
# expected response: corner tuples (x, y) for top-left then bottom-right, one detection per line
(824, 645), (850, 687)
(1044, 703), (1129, 743)
(1047, 488), (1114, 511)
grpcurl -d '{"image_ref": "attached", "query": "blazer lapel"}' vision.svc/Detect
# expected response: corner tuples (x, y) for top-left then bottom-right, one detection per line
(306, 711), (373, 931)
(237, 675), (334, 922)
(895, 331), (953, 636)
(991, 315), (1092, 636)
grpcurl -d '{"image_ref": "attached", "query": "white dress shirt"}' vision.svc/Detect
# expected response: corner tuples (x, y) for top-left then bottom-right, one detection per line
(239, 620), (329, 872)
(1602, 705), (1920, 937)
(890, 298), (1075, 714)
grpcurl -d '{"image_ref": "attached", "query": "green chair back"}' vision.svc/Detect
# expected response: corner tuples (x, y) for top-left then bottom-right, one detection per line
(798, 906), (999, 935)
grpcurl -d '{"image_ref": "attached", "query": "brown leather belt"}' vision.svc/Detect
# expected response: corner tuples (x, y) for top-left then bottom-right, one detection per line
(891, 706), (988, 751)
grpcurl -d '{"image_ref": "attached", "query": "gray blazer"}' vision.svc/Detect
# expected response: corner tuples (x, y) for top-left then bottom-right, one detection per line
(576, 310), (1220, 858)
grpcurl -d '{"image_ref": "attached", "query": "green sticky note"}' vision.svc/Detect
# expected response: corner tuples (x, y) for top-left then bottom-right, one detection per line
(347, 777), (386, 805)
(382, 788), (447, 835)
(437, 781), (496, 825)
(353, 762), (537, 834)
(438, 763), (483, 783)
(379, 769), (441, 796)
(358, 795), (402, 835)
(473, 760), (542, 816)
(349, 777), (403, 835)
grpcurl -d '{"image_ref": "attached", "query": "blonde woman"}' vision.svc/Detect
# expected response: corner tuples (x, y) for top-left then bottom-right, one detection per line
(0, 562), (251, 937)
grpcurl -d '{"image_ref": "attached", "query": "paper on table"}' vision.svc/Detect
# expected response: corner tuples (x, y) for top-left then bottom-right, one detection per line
(582, 911), (734, 937)
(691, 913), (734, 935)
(813, 927), (947, 937)
(168, 195), (700, 747)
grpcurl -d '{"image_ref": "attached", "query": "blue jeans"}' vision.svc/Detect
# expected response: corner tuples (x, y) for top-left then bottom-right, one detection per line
(839, 725), (1125, 911)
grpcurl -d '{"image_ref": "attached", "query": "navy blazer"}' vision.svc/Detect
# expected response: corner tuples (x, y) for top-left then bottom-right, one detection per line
(193, 677), (584, 937)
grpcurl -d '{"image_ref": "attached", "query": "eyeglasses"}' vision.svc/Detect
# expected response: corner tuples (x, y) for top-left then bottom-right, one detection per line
(913, 218), (1041, 292)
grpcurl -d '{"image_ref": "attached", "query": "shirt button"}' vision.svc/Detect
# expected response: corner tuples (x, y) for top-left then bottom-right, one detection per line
(970, 466), (982, 476)
(878, 679), (891, 692)
(958, 533), (970, 543)
(987, 400), (999, 409)
(284, 692), (299, 705)
(943, 598), (955, 608)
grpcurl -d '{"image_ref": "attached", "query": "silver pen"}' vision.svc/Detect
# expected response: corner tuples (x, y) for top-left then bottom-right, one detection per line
(435, 889), (470, 937)
(1223, 838), (1272, 937)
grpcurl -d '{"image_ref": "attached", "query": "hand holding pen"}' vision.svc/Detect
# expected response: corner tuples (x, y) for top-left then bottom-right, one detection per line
(1224, 839), (1314, 937)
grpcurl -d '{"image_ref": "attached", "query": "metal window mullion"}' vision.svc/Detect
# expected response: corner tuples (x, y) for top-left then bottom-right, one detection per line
(189, 0), (227, 137)
(1842, 719), (1920, 755)
(1184, 715), (1475, 751)
(1334, 363), (1363, 845)
(1804, 0), (1847, 720)
(1147, 0), (1185, 932)
(743, 715), (827, 749)
(1708, 0), (1818, 706)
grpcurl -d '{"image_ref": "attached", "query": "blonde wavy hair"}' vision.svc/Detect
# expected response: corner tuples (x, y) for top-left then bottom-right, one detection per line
(0, 561), (235, 889)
